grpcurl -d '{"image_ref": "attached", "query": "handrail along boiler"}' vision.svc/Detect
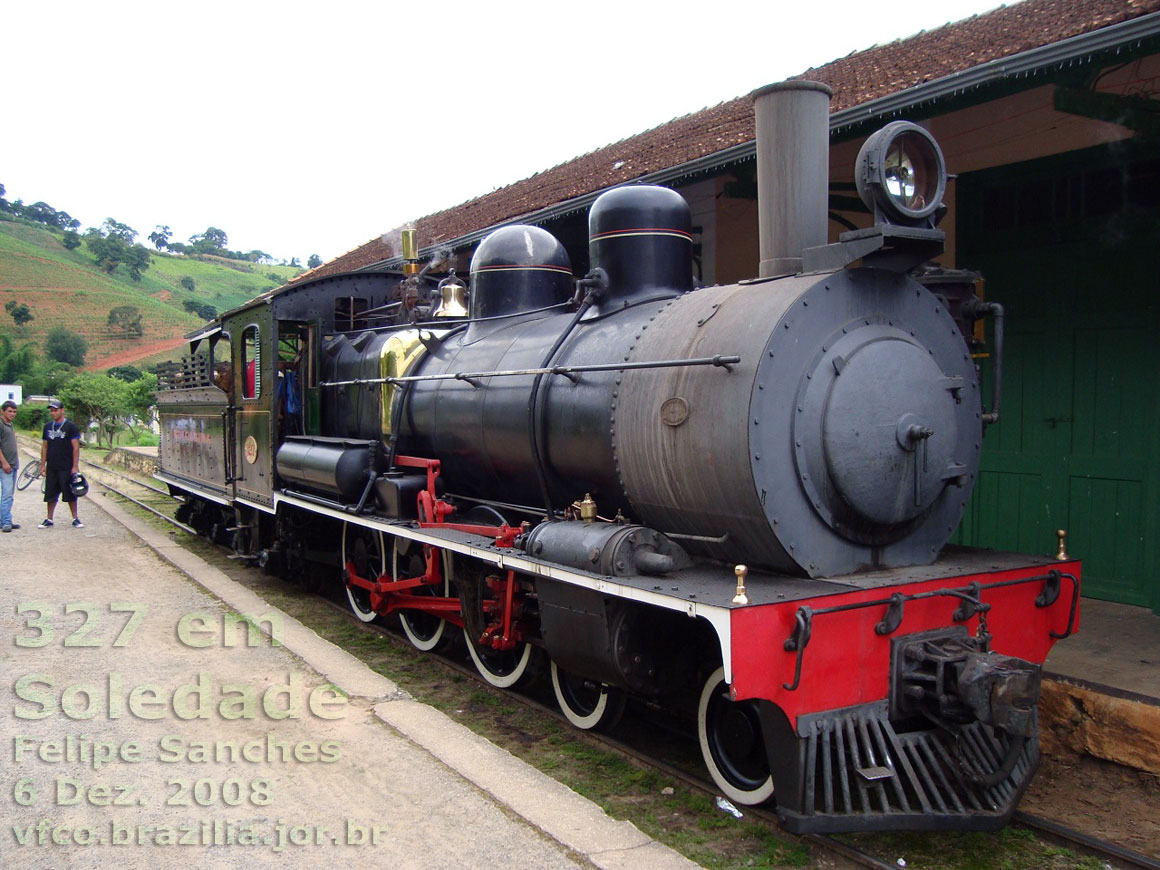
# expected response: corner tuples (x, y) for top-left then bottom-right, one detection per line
(155, 81), (1080, 833)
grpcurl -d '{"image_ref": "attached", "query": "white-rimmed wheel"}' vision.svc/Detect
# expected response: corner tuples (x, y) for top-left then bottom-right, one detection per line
(459, 561), (536, 688)
(697, 666), (775, 805)
(550, 660), (626, 731)
(342, 522), (385, 623)
(395, 537), (451, 651)
(463, 623), (534, 689)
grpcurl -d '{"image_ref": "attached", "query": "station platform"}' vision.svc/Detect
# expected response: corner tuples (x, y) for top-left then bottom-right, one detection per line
(1044, 597), (1160, 698)
(1041, 597), (1160, 775)
(1, 455), (698, 869)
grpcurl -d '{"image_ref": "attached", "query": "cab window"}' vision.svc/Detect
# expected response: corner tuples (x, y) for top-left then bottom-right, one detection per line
(212, 334), (233, 396)
(242, 325), (260, 399)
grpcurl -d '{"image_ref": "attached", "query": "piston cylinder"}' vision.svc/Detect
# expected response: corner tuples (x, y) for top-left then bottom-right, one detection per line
(522, 520), (690, 577)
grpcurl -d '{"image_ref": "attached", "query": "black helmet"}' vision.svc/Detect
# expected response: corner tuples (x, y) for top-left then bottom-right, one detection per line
(70, 473), (89, 498)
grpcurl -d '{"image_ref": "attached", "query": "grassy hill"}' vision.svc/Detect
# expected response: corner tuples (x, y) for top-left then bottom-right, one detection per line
(0, 217), (302, 369)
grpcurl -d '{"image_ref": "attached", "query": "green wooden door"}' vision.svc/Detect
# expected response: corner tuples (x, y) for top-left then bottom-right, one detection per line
(956, 147), (1160, 611)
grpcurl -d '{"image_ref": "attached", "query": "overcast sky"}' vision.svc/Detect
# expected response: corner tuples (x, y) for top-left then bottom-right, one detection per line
(4, 0), (1017, 264)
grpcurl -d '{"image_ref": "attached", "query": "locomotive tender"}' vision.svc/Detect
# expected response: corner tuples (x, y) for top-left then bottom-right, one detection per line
(156, 81), (1080, 833)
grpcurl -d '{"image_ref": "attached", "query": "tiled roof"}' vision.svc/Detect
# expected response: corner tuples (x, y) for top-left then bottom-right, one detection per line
(300, 0), (1160, 283)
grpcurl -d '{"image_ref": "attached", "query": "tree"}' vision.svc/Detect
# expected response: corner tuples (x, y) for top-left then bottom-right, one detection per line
(5, 300), (34, 330)
(122, 244), (151, 281)
(87, 232), (127, 272)
(14, 402), (49, 431)
(307, 254), (323, 269)
(189, 227), (228, 253)
(100, 217), (137, 243)
(19, 359), (74, 395)
(6, 199), (80, 230)
(107, 364), (143, 383)
(0, 334), (36, 383)
(289, 257), (301, 268)
(62, 230), (81, 250)
(59, 371), (131, 448)
(108, 305), (144, 337)
(56, 370), (156, 447)
(45, 327), (88, 367)
(22, 202), (53, 225)
(179, 276), (195, 292)
(182, 299), (216, 320)
(123, 373), (158, 439)
(85, 232), (150, 280)
(148, 225), (172, 250)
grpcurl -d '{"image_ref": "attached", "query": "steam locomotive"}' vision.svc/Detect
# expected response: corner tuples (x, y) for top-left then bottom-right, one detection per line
(155, 81), (1080, 833)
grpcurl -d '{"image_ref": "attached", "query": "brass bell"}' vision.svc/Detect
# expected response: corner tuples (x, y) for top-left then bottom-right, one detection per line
(433, 271), (469, 318)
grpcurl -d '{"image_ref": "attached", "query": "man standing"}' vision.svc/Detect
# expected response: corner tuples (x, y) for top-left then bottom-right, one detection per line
(0, 399), (19, 532)
(38, 399), (83, 529)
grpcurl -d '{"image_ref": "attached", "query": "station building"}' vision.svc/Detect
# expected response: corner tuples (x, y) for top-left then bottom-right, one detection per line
(304, 0), (1160, 615)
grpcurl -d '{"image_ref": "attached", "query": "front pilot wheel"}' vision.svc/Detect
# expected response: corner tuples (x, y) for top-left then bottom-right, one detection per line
(697, 666), (775, 806)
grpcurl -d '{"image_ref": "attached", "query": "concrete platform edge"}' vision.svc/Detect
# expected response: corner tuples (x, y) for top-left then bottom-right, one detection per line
(80, 483), (702, 870)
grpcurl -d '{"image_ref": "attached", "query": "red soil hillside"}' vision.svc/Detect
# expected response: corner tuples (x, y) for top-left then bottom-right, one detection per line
(89, 338), (189, 370)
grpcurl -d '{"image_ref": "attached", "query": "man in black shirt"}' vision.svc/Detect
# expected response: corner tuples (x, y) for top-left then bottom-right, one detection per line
(38, 399), (83, 529)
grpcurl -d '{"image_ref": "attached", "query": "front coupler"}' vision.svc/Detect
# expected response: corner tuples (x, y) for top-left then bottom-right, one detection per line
(766, 627), (1043, 833)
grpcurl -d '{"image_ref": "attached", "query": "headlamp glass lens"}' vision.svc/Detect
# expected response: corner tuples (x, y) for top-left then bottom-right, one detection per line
(884, 131), (939, 214)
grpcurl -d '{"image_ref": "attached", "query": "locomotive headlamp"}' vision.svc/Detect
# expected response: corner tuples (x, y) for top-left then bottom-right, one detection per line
(856, 121), (947, 225)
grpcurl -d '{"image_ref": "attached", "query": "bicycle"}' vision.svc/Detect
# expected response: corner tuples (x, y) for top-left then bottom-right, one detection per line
(16, 460), (42, 491)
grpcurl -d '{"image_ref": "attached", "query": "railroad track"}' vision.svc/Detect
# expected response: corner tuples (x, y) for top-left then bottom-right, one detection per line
(1014, 811), (1160, 870)
(86, 454), (1160, 870)
(77, 456), (196, 534)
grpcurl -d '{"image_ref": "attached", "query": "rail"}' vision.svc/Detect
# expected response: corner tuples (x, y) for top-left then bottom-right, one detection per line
(74, 455), (196, 536)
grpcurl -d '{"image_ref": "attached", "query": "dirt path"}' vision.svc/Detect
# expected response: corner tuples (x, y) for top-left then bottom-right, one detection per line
(1022, 751), (1160, 857)
(90, 337), (187, 369)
